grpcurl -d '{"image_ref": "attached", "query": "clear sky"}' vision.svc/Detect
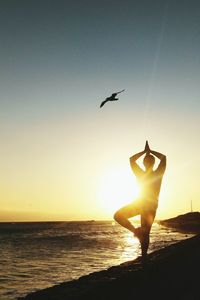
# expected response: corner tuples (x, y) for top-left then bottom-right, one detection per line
(0, 0), (200, 221)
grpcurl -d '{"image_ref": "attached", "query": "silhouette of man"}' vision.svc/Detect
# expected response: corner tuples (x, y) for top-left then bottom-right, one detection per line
(114, 141), (166, 260)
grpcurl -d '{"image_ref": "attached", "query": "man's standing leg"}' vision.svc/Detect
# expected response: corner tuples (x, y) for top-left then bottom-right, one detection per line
(140, 210), (156, 260)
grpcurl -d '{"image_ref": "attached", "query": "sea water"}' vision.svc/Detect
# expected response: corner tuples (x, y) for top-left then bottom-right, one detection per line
(0, 221), (194, 300)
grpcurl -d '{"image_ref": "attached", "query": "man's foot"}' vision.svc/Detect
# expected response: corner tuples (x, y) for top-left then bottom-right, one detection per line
(141, 254), (148, 264)
(133, 227), (144, 243)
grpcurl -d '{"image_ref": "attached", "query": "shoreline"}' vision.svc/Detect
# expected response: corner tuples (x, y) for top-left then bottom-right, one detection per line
(18, 233), (200, 300)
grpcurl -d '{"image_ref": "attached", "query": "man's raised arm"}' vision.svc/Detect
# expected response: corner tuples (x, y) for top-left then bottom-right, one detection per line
(130, 150), (145, 176)
(150, 149), (166, 173)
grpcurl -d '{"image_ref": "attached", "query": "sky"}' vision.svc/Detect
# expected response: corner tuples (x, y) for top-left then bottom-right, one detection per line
(0, 0), (200, 221)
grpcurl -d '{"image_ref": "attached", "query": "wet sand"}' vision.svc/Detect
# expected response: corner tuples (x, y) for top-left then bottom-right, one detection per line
(18, 234), (200, 300)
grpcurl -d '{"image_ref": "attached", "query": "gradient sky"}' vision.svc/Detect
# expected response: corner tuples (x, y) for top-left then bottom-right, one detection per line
(0, 0), (200, 221)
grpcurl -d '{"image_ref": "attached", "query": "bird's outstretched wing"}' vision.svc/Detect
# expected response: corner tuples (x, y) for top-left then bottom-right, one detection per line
(116, 89), (125, 94)
(100, 98), (108, 108)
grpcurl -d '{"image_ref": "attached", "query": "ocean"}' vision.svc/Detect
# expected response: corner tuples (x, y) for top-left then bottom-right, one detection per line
(0, 221), (194, 300)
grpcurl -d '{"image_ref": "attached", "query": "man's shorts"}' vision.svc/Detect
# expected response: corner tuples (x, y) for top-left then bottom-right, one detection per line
(132, 197), (158, 213)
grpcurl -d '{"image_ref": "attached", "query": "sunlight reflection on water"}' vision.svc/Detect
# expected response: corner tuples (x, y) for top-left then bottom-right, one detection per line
(118, 233), (140, 262)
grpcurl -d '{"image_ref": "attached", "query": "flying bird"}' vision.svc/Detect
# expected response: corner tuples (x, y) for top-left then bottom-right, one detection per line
(100, 89), (125, 108)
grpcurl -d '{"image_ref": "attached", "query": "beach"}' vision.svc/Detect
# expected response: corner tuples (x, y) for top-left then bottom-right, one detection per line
(18, 233), (200, 300)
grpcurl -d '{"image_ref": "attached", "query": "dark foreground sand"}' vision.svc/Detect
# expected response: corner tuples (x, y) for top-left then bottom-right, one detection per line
(18, 234), (200, 300)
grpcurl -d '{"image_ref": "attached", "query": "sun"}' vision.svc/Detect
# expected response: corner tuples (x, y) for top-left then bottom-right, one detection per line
(97, 165), (140, 215)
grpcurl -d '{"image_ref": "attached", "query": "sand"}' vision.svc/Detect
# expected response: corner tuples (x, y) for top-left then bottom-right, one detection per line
(18, 234), (200, 300)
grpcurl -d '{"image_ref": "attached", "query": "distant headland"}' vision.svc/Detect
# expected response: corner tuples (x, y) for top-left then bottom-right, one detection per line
(158, 211), (200, 233)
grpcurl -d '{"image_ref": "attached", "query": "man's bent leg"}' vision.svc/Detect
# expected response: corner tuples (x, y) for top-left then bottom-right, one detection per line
(114, 202), (140, 234)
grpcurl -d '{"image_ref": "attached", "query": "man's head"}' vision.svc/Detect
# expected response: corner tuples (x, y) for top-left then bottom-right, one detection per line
(143, 154), (155, 170)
